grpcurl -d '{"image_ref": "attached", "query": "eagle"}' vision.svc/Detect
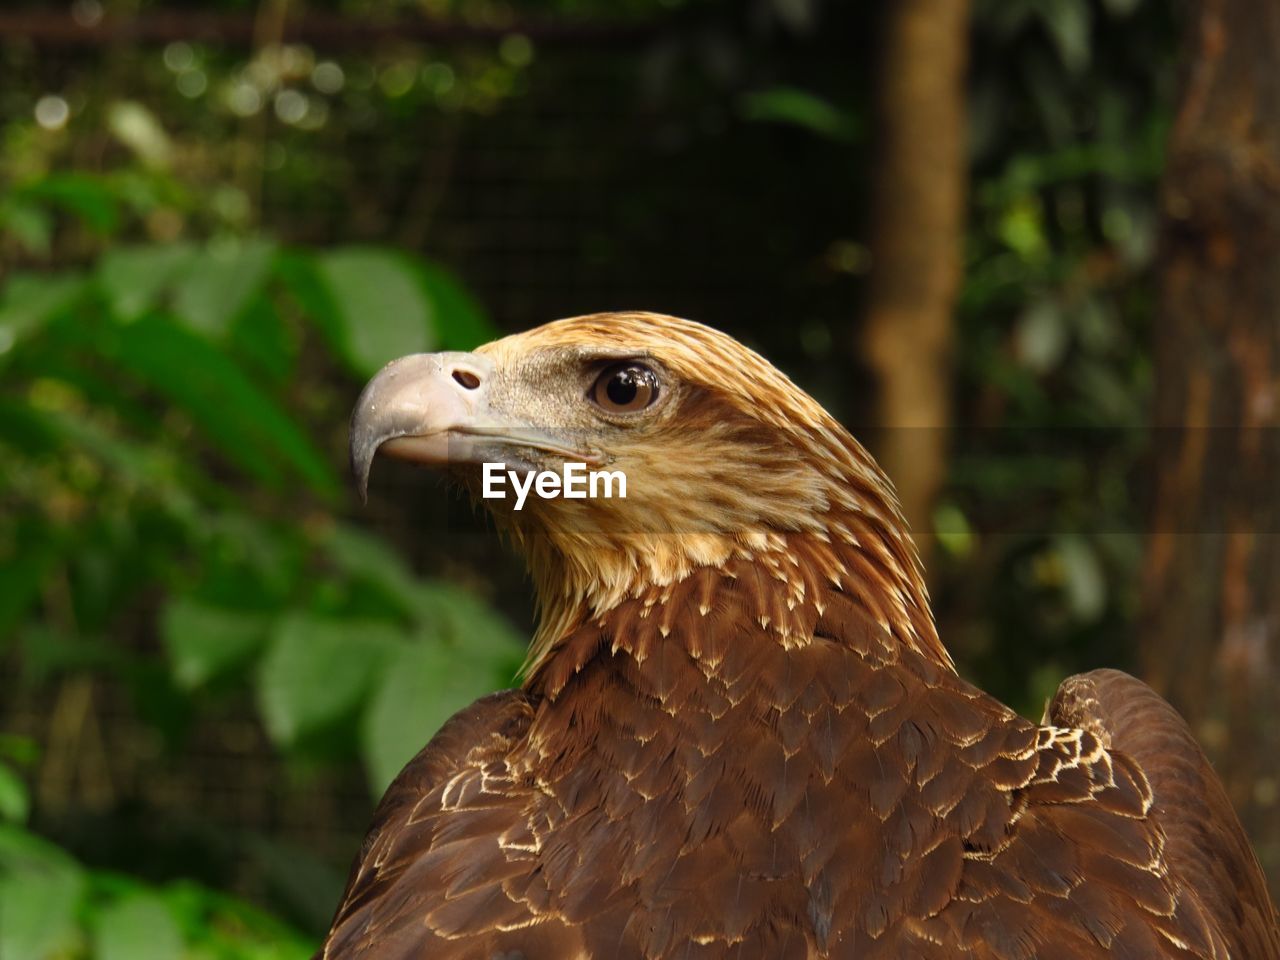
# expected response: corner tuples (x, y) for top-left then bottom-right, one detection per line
(327, 313), (1279, 959)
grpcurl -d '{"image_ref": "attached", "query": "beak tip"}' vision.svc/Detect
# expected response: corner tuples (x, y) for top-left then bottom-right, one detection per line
(349, 421), (377, 506)
(350, 454), (374, 505)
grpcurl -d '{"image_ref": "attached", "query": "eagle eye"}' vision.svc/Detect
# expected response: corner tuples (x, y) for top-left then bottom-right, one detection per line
(590, 363), (659, 414)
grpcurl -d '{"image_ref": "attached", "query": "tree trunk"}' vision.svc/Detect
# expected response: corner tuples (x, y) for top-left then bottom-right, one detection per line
(861, 0), (970, 564)
(1142, 0), (1280, 898)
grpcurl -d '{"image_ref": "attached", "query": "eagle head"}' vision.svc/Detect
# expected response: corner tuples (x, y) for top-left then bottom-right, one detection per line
(350, 312), (944, 673)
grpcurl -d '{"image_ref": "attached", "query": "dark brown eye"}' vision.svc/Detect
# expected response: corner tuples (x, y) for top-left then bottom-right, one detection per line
(590, 363), (660, 413)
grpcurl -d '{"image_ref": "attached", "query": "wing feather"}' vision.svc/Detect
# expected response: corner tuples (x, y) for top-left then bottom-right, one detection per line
(1048, 668), (1280, 960)
(317, 689), (540, 960)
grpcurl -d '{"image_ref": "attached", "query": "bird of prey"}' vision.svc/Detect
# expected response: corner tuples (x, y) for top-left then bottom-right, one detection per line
(329, 313), (1279, 959)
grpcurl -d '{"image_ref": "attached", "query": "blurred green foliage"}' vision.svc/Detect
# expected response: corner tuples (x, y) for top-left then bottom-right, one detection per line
(0, 169), (522, 776)
(1, 128), (522, 956)
(1, 795), (314, 960)
(4, 731), (313, 959)
(935, 0), (1173, 707)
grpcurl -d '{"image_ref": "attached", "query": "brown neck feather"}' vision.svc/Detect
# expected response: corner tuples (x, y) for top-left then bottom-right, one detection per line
(526, 526), (947, 702)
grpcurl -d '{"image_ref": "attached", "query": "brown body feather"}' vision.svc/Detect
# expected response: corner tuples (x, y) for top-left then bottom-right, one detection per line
(328, 314), (1279, 959)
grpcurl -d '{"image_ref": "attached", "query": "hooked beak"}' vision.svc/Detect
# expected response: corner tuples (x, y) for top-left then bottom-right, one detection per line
(348, 351), (602, 501)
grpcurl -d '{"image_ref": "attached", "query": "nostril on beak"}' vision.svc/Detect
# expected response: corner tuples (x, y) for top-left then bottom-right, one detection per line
(451, 368), (481, 390)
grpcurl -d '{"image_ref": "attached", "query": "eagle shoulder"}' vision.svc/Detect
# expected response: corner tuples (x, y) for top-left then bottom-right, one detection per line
(319, 689), (569, 960)
(1043, 668), (1280, 960)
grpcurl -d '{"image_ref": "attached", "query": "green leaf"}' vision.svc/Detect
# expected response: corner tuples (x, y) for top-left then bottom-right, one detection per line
(0, 198), (53, 255)
(104, 315), (338, 496)
(256, 614), (400, 746)
(348, 561), (522, 793)
(322, 526), (523, 670)
(415, 261), (495, 349)
(230, 294), (296, 386)
(1056, 535), (1107, 621)
(161, 598), (271, 689)
(739, 86), (859, 141)
(0, 272), (87, 357)
(243, 837), (347, 937)
(172, 238), (277, 338)
(23, 173), (120, 234)
(0, 826), (87, 960)
(159, 880), (314, 959)
(1040, 0), (1092, 75)
(36, 409), (195, 518)
(361, 640), (499, 795)
(98, 243), (198, 322)
(106, 101), (174, 171)
(0, 735), (39, 767)
(0, 399), (60, 461)
(933, 501), (975, 560)
(19, 626), (121, 684)
(411, 581), (524, 669)
(199, 512), (307, 605)
(1015, 298), (1068, 373)
(322, 524), (425, 618)
(0, 764), (29, 824)
(0, 524), (61, 650)
(313, 247), (434, 375)
(275, 251), (339, 339)
(998, 196), (1049, 261)
(94, 892), (184, 960)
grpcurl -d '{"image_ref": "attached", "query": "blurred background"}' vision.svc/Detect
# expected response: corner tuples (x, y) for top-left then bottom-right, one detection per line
(1, 0), (1277, 956)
